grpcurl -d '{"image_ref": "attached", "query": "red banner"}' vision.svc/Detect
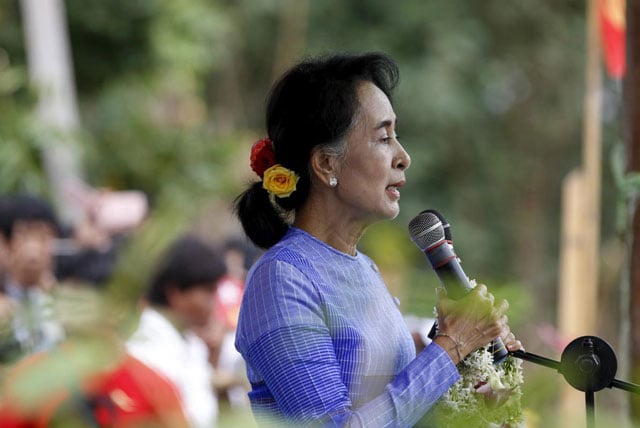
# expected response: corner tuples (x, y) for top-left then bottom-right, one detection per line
(599, 0), (626, 78)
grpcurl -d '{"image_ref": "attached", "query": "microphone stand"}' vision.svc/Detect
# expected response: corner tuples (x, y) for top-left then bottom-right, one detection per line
(509, 336), (640, 428)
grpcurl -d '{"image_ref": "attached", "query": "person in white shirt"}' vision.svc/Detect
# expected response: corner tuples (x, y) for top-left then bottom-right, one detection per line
(127, 234), (227, 428)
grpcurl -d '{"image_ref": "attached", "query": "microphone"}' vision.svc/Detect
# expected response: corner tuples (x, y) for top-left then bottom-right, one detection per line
(408, 210), (508, 364)
(419, 209), (452, 340)
(422, 208), (453, 244)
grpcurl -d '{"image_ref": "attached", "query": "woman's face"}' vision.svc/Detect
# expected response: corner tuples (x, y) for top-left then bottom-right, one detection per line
(333, 81), (411, 223)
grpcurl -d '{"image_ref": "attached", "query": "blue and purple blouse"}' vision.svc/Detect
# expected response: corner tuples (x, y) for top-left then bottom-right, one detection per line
(235, 227), (459, 427)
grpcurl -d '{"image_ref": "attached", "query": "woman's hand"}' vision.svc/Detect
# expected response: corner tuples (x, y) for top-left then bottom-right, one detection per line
(499, 318), (523, 353)
(433, 284), (511, 364)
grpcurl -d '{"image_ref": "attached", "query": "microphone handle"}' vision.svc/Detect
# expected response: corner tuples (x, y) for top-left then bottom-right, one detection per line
(427, 243), (509, 364)
(490, 337), (508, 364)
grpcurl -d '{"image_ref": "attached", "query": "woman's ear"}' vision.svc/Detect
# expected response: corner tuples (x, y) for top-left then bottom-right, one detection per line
(310, 148), (338, 187)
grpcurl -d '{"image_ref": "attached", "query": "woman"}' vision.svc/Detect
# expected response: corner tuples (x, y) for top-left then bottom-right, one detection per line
(235, 52), (521, 426)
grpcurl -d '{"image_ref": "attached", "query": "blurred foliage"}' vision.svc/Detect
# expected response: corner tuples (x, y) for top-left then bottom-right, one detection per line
(0, 0), (625, 361)
(0, 0), (621, 306)
(65, 0), (158, 93)
(0, 48), (48, 196)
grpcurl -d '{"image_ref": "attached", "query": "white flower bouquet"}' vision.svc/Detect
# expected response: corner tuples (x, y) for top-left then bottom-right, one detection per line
(432, 345), (525, 428)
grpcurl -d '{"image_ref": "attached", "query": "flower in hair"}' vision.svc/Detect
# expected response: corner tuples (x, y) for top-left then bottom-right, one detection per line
(262, 165), (299, 198)
(250, 138), (277, 178)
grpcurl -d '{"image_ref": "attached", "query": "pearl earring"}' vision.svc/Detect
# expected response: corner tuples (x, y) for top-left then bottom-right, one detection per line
(329, 177), (338, 187)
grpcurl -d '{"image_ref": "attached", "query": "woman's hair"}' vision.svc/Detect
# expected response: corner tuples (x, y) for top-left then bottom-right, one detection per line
(235, 51), (399, 249)
(145, 234), (227, 307)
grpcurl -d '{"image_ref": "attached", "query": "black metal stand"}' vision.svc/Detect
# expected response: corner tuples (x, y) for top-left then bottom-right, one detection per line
(510, 336), (640, 428)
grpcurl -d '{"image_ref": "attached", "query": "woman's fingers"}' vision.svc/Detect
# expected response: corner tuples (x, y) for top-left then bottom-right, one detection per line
(499, 320), (523, 352)
(494, 299), (509, 316)
(437, 284), (523, 351)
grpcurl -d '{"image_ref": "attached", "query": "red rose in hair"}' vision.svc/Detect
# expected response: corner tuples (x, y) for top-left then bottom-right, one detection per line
(250, 138), (276, 178)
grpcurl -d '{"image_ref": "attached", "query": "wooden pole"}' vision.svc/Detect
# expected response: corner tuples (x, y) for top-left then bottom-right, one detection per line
(19, 0), (84, 223)
(557, 0), (602, 421)
(558, 0), (602, 357)
(558, 171), (591, 424)
(581, 0), (603, 337)
(558, 171), (588, 339)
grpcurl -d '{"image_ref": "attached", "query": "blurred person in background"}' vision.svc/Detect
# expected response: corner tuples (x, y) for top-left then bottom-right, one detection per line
(0, 194), (65, 364)
(0, 196), (14, 365)
(126, 234), (227, 428)
(212, 238), (250, 340)
(55, 187), (148, 288)
(0, 283), (189, 427)
(198, 237), (257, 412)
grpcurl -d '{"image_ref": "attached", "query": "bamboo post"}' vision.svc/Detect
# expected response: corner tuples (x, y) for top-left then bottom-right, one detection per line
(581, 0), (603, 338)
(558, 171), (591, 424)
(557, 0), (602, 422)
(558, 171), (589, 338)
(19, 0), (84, 223)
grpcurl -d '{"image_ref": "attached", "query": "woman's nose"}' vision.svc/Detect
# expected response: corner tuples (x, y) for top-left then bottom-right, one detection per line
(394, 143), (411, 170)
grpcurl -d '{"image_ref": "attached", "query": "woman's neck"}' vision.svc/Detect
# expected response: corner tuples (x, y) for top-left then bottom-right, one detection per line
(294, 199), (367, 256)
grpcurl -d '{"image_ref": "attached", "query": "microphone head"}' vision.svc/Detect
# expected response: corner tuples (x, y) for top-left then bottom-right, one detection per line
(408, 211), (445, 250)
(422, 208), (452, 242)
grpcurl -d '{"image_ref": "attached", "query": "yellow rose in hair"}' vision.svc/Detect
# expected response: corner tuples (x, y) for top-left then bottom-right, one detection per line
(262, 164), (300, 198)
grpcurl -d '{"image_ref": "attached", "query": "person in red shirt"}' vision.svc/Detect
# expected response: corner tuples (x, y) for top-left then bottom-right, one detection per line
(0, 286), (189, 428)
